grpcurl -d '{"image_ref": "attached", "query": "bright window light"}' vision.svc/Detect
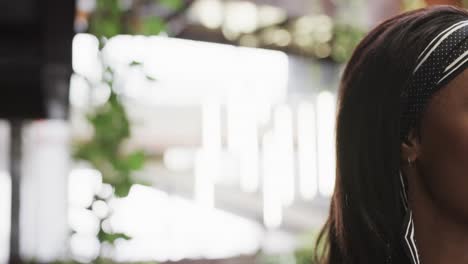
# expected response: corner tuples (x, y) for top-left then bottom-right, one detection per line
(317, 91), (337, 197)
(262, 131), (282, 229)
(273, 105), (295, 206)
(297, 101), (318, 200)
(0, 171), (10, 264)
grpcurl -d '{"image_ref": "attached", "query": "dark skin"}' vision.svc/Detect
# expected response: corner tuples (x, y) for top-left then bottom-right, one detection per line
(402, 68), (468, 264)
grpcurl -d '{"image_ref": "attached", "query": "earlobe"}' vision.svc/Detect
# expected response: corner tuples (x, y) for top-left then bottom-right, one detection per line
(401, 129), (420, 165)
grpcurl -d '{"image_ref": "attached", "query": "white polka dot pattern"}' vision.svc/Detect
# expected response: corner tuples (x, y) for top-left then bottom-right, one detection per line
(400, 21), (468, 141)
(400, 20), (468, 264)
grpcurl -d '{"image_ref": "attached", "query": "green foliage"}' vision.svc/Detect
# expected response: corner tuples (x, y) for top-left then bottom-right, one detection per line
(140, 16), (167, 36)
(159, 0), (184, 11)
(89, 0), (122, 38)
(402, 0), (427, 11)
(331, 24), (366, 63)
(294, 248), (316, 264)
(258, 253), (297, 264)
(73, 0), (182, 262)
(294, 229), (327, 264)
(125, 150), (147, 170)
(88, 0), (185, 38)
(256, 230), (323, 264)
(130, 60), (143, 66)
(72, 44), (153, 258)
(98, 228), (131, 244)
(73, 67), (147, 198)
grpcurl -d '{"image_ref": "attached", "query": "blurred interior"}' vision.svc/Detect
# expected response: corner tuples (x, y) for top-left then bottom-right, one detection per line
(0, 0), (464, 263)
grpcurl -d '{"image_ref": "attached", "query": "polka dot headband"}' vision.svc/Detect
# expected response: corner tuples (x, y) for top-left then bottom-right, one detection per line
(400, 20), (468, 142)
(399, 20), (468, 264)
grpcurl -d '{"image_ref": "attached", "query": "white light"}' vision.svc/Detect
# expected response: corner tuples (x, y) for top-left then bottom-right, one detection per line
(0, 171), (11, 264)
(163, 147), (195, 172)
(201, 96), (222, 155)
(0, 123), (10, 264)
(297, 101), (318, 200)
(227, 89), (261, 193)
(199, 96), (222, 192)
(97, 36), (289, 107)
(239, 34), (260, 47)
(317, 91), (336, 197)
(20, 121), (70, 262)
(238, 111), (260, 193)
(257, 5), (287, 28)
(72, 34), (101, 82)
(100, 220), (112, 235)
(194, 150), (216, 209)
(226, 88), (243, 187)
(101, 35), (140, 70)
(240, 48), (289, 109)
(92, 200), (110, 219)
(109, 185), (169, 237)
(69, 74), (91, 108)
(261, 230), (297, 255)
(273, 105), (295, 206)
(120, 65), (152, 101)
(226, 87), (243, 155)
(190, 0), (224, 29)
(96, 183), (113, 200)
(262, 131), (282, 229)
(0, 121), (9, 172)
(69, 168), (103, 208)
(262, 28), (291, 47)
(70, 233), (100, 262)
(224, 1), (258, 34)
(295, 15), (333, 34)
(77, 0), (96, 13)
(199, 93), (224, 191)
(68, 208), (100, 236)
(108, 193), (262, 262)
(91, 82), (111, 107)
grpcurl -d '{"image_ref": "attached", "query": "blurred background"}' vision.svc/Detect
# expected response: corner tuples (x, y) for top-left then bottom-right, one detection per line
(0, 0), (465, 263)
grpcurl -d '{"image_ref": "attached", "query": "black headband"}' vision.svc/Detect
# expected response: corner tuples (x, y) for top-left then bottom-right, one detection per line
(400, 20), (468, 142)
(399, 20), (468, 264)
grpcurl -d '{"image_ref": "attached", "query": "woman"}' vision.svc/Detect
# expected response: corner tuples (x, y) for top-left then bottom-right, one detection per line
(317, 5), (468, 264)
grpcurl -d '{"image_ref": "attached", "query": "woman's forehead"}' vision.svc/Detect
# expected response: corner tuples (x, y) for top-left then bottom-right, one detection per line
(429, 68), (468, 105)
(446, 68), (468, 90)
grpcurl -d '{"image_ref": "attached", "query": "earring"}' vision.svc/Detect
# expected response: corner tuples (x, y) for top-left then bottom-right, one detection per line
(407, 157), (412, 166)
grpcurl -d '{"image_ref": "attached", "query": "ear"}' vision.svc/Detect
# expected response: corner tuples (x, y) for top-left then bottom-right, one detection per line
(401, 128), (421, 165)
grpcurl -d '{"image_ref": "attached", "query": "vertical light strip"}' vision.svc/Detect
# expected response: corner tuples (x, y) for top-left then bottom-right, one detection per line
(227, 89), (244, 190)
(227, 88), (261, 193)
(0, 170), (10, 263)
(194, 150), (215, 209)
(226, 91), (241, 156)
(201, 96), (222, 155)
(273, 105), (295, 206)
(262, 131), (282, 229)
(239, 106), (260, 193)
(20, 121), (70, 262)
(317, 91), (336, 197)
(195, 97), (222, 208)
(297, 101), (318, 200)
(0, 121), (11, 263)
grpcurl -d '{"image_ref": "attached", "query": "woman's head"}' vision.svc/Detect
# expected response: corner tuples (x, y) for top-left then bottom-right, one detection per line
(318, 5), (468, 264)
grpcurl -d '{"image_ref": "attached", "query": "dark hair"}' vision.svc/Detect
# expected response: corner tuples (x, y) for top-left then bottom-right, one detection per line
(316, 6), (468, 264)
